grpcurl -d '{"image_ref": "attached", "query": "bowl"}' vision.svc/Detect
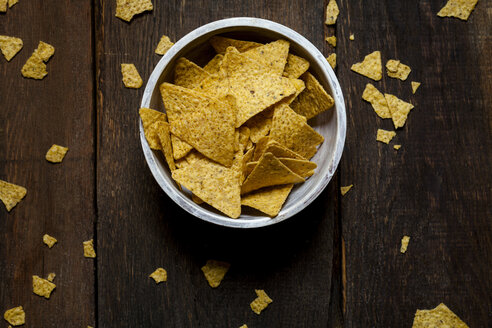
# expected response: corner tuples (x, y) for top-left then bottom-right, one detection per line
(140, 17), (346, 228)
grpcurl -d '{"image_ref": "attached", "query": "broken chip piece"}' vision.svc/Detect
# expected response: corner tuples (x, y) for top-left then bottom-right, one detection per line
(394, 144), (401, 150)
(325, 0), (339, 25)
(250, 289), (273, 315)
(340, 184), (353, 196)
(325, 36), (337, 47)
(3, 306), (25, 326)
(0, 0), (6, 12)
(32, 275), (56, 299)
(201, 260), (230, 288)
(412, 303), (469, 328)
(155, 35), (174, 55)
(376, 129), (396, 144)
(241, 184), (294, 217)
(400, 236), (410, 253)
(47, 273), (56, 282)
(386, 59), (411, 81)
(0, 179), (27, 212)
(362, 83), (391, 119)
(384, 94), (414, 129)
(351, 51), (382, 81)
(149, 268), (167, 283)
(115, 0), (153, 22)
(0, 35), (23, 61)
(8, 0), (17, 8)
(121, 63), (143, 89)
(437, 0), (478, 21)
(21, 41), (55, 80)
(43, 234), (57, 248)
(83, 239), (96, 258)
(45, 144), (69, 163)
(411, 81), (421, 94)
(327, 53), (337, 69)
(349, 34), (355, 41)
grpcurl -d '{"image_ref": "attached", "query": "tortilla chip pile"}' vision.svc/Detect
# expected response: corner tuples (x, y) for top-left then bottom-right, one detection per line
(140, 37), (334, 218)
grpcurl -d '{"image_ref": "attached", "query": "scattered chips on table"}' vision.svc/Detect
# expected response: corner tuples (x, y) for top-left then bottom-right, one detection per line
(283, 54), (310, 79)
(351, 51), (382, 81)
(21, 41), (55, 80)
(411, 81), (421, 94)
(241, 184), (294, 217)
(47, 273), (56, 282)
(325, 0), (339, 25)
(0, 35), (23, 61)
(437, 0), (478, 21)
(0, 179), (27, 212)
(327, 53), (337, 69)
(400, 236), (410, 253)
(412, 303), (469, 328)
(201, 260), (230, 288)
(394, 145), (401, 150)
(174, 57), (210, 89)
(83, 239), (96, 258)
(325, 36), (337, 47)
(121, 63), (143, 88)
(341, 184), (353, 196)
(250, 289), (273, 315)
(386, 59), (411, 81)
(32, 275), (56, 299)
(115, 0), (153, 22)
(385, 93), (414, 129)
(376, 129), (396, 144)
(209, 36), (261, 54)
(155, 35), (174, 55)
(3, 306), (25, 326)
(45, 144), (69, 163)
(349, 34), (355, 41)
(149, 268), (167, 283)
(362, 83), (391, 119)
(43, 234), (57, 248)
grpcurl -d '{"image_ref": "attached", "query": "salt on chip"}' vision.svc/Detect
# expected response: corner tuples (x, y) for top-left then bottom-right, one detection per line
(250, 289), (273, 315)
(47, 273), (56, 282)
(0, 179), (27, 212)
(411, 81), (421, 94)
(115, 0), (153, 22)
(362, 83), (391, 119)
(400, 236), (410, 253)
(83, 239), (96, 258)
(384, 93), (414, 129)
(171, 134), (193, 160)
(3, 306), (25, 326)
(437, 0), (478, 21)
(203, 54), (223, 74)
(32, 275), (56, 299)
(149, 268), (167, 283)
(283, 54), (310, 79)
(45, 144), (69, 163)
(351, 51), (382, 81)
(155, 35), (173, 55)
(121, 63), (143, 89)
(0, 36), (23, 61)
(155, 121), (176, 171)
(376, 129), (396, 144)
(209, 36), (261, 54)
(241, 184), (294, 217)
(325, 0), (339, 25)
(325, 36), (337, 47)
(243, 39), (290, 76)
(174, 57), (211, 89)
(386, 59), (411, 81)
(412, 303), (469, 328)
(290, 73), (334, 120)
(340, 184), (353, 196)
(201, 260), (230, 288)
(327, 53), (337, 69)
(43, 234), (57, 248)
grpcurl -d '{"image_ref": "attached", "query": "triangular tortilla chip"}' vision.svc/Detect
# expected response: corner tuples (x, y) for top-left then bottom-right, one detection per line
(174, 57), (211, 89)
(283, 54), (310, 79)
(243, 40), (290, 76)
(279, 158), (317, 178)
(290, 72), (334, 119)
(0, 179), (27, 212)
(0, 35), (23, 61)
(171, 134), (193, 160)
(160, 83), (236, 167)
(362, 83), (391, 119)
(384, 94), (414, 129)
(241, 152), (304, 195)
(139, 108), (167, 150)
(246, 107), (274, 143)
(252, 138), (305, 161)
(411, 81), (421, 94)
(241, 184), (294, 217)
(351, 51), (382, 81)
(209, 36), (261, 54)
(203, 54), (223, 74)
(283, 78), (306, 105)
(154, 121), (176, 171)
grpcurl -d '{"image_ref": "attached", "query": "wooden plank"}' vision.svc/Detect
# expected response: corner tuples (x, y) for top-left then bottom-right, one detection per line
(336, 1), (492, 327)
(0, 0), (95, 327)
(95, 1), (338, 326)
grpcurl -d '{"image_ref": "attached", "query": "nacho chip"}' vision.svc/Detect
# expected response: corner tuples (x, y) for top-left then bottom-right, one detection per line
(290, 72), (334, 120)
(340, 184), (353, 196)
(121, 63), (143, 88)
(3, 306), (25, 326)
(0, 36), (23, 61)
(386, 59), (411, 81)
(250, 289), (273, 315)
(412, 303), (469, 328)
(241, 184), (293, 217)
(245, 107), (273, 143)
(43, 234), (57, 248)
(8, 0), (17, 8)
(171, 134), (193, 160)
(174, 57), (211, 89)
(209, 36), (261, 54)
(394, 144), (401, 150)
(155, 35), (173, 55)
(83, 239), (96, 258)
(362, 83), (391, 119)
(279, 158), (316, 178)
(325, 0), (339, 25)
(0, 179), (27, 212)
(160, 83), (236, 166)
(155, 121), (176, 171)
(437, 0), (478, 21)
(171, 155), (241, 218)
(351, 51), (382, 81)
(47, 273), (56, 282)
(327, 53), (337, 69)
(201, 260), (230, 288)
(45, 144), (69, 163)
(243, 39), (290, 76)
(35, 41), (55, 61)
(149, 268), (167, 283)
(411, 81), (421, 94)
(21, 53), (47, 80)
(241, 152), (304, 195)
(349, 34), (355, 41)
(384, 94), (414, 129)
(32, 275), (56, 299)
(400, 236), (410, 253)
(203, 54), (223, 74)
(283, 54), (310, 79)
(253, 138), (305, 161)
(0, 0), (6, 11)
(139, 107), (167, 149)
(325, 36), (337, 47)
(115, 0), (153, 22)
(376, 129), (396, 144)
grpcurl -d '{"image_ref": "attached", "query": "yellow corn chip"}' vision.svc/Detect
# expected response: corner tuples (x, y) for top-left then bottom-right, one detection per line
(32, 275), (56, 299)
(384, 94), (414, 129)
(35, 41), (55, 61)
(386, 59), (399, 73)
(203, 54), (223, 74)
(243, 39), (290, 76)
(349, 34), (355, 41)
(253, 138), (305, 161)
(47, 273), (56, 282)
(0, 179), (27, 212)
(83, 239), (96, 258)
(400, 236), (410, 253)
(250, 289), (273, 315)
(351, 51), (382, 81)
(376, 129), (396, 144)
(241, 152), (304, 195)
(239, 325), (248, 328)
(325, 36), (337, 47)
(45, 144), (69, 163)
(174, 57), (211, 89)
(386, 59), (411, 80)
(201, 260), (230, 288)
(325, 0), (339, 25)
(209, 36), (261, 54)
(283, 78), (306, 105)
(245, 106), (273, 144)
(43, 234), (57, 248)
(279, 158), (316, 178)
(171, 155), (241, 218)
(0, 0), (6, 11)
(362, 83), (391, 119)
(155, 35), (173, 55)
(154, 121), (176, 171)
(149, 268), (167, 283)
(238, 126), (251, 151)
(394, 144), (401, 150)
(437, 0), (478, 21)
(290, 72), (334, 120)
(142, 120), (167, 150)
(171, 134), (193, 160)
(0, 35), (23, 61)
(327, 53), (337, 69)
(115, 0), (153, 22)
(121, 63), (143, 88)
(160, 83), (236, 167)
(283, 54), (310, 79)
(341, 184), (353, 196)
(241, 184), (294, 217)
(411, 81), (421, 94)
(412, 303), (469, 328)
(8, 0), (17, 8)
(244, 162), (256, 177)
(139, 107), (167, 149)
(21, 53), (47, 79)
(3, 306), (25, 326)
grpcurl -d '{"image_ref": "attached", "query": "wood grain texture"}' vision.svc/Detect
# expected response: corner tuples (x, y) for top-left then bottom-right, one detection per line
(0, 0), (95, 327)
(336, 1), (492, 327)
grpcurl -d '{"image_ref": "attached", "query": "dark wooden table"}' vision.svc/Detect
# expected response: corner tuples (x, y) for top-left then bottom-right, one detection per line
(1, 1), (490, 327)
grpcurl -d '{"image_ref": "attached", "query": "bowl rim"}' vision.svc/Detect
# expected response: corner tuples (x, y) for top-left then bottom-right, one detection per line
(140, 17), (346, 228)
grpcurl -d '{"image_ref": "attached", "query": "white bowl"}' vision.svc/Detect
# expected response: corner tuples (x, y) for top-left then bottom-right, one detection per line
(140, 17), (346, 228)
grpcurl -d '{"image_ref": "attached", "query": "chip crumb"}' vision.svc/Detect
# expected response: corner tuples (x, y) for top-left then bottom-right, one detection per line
(0, 179), (27, 212)
(239, 325), (248, 328)
(351, 51), (382, 81)
(250, 289), (273, 315)
(47, 273), (56, 282)
(21, 41), (55, 80)
(394, 144), (401, 150)
(349, 34), (355, 40)
(362, 83), (391, 119)
(32, 275), (56, 299)
(437, 0), (478, 21)
(400, 236), (410, 253)
(115, 0), (153, 22)
(326, 53), (337, 69)
(45, 144), (69, 163)
(0, 35), (23, 61)
(283, 54), (310, 79)
(83, 239), (96, 258)
(155, 35), (174, 55)
(201, 260), (230, 288)
(149, 268), (167, 283)
(3, 306), (25, 326)
(411, 81), (421, 94)
(121, 63), (143, 89)
(412, 303), (469, 328)
(340, 184), (353, 196)
(325, 0), (339, 25)
(376, 129), (396, 144)
(325, 36), (337, 47)
(8, 0), (17, 8)
(386, 59), (411, 81)
(43, 234), (57, 248)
